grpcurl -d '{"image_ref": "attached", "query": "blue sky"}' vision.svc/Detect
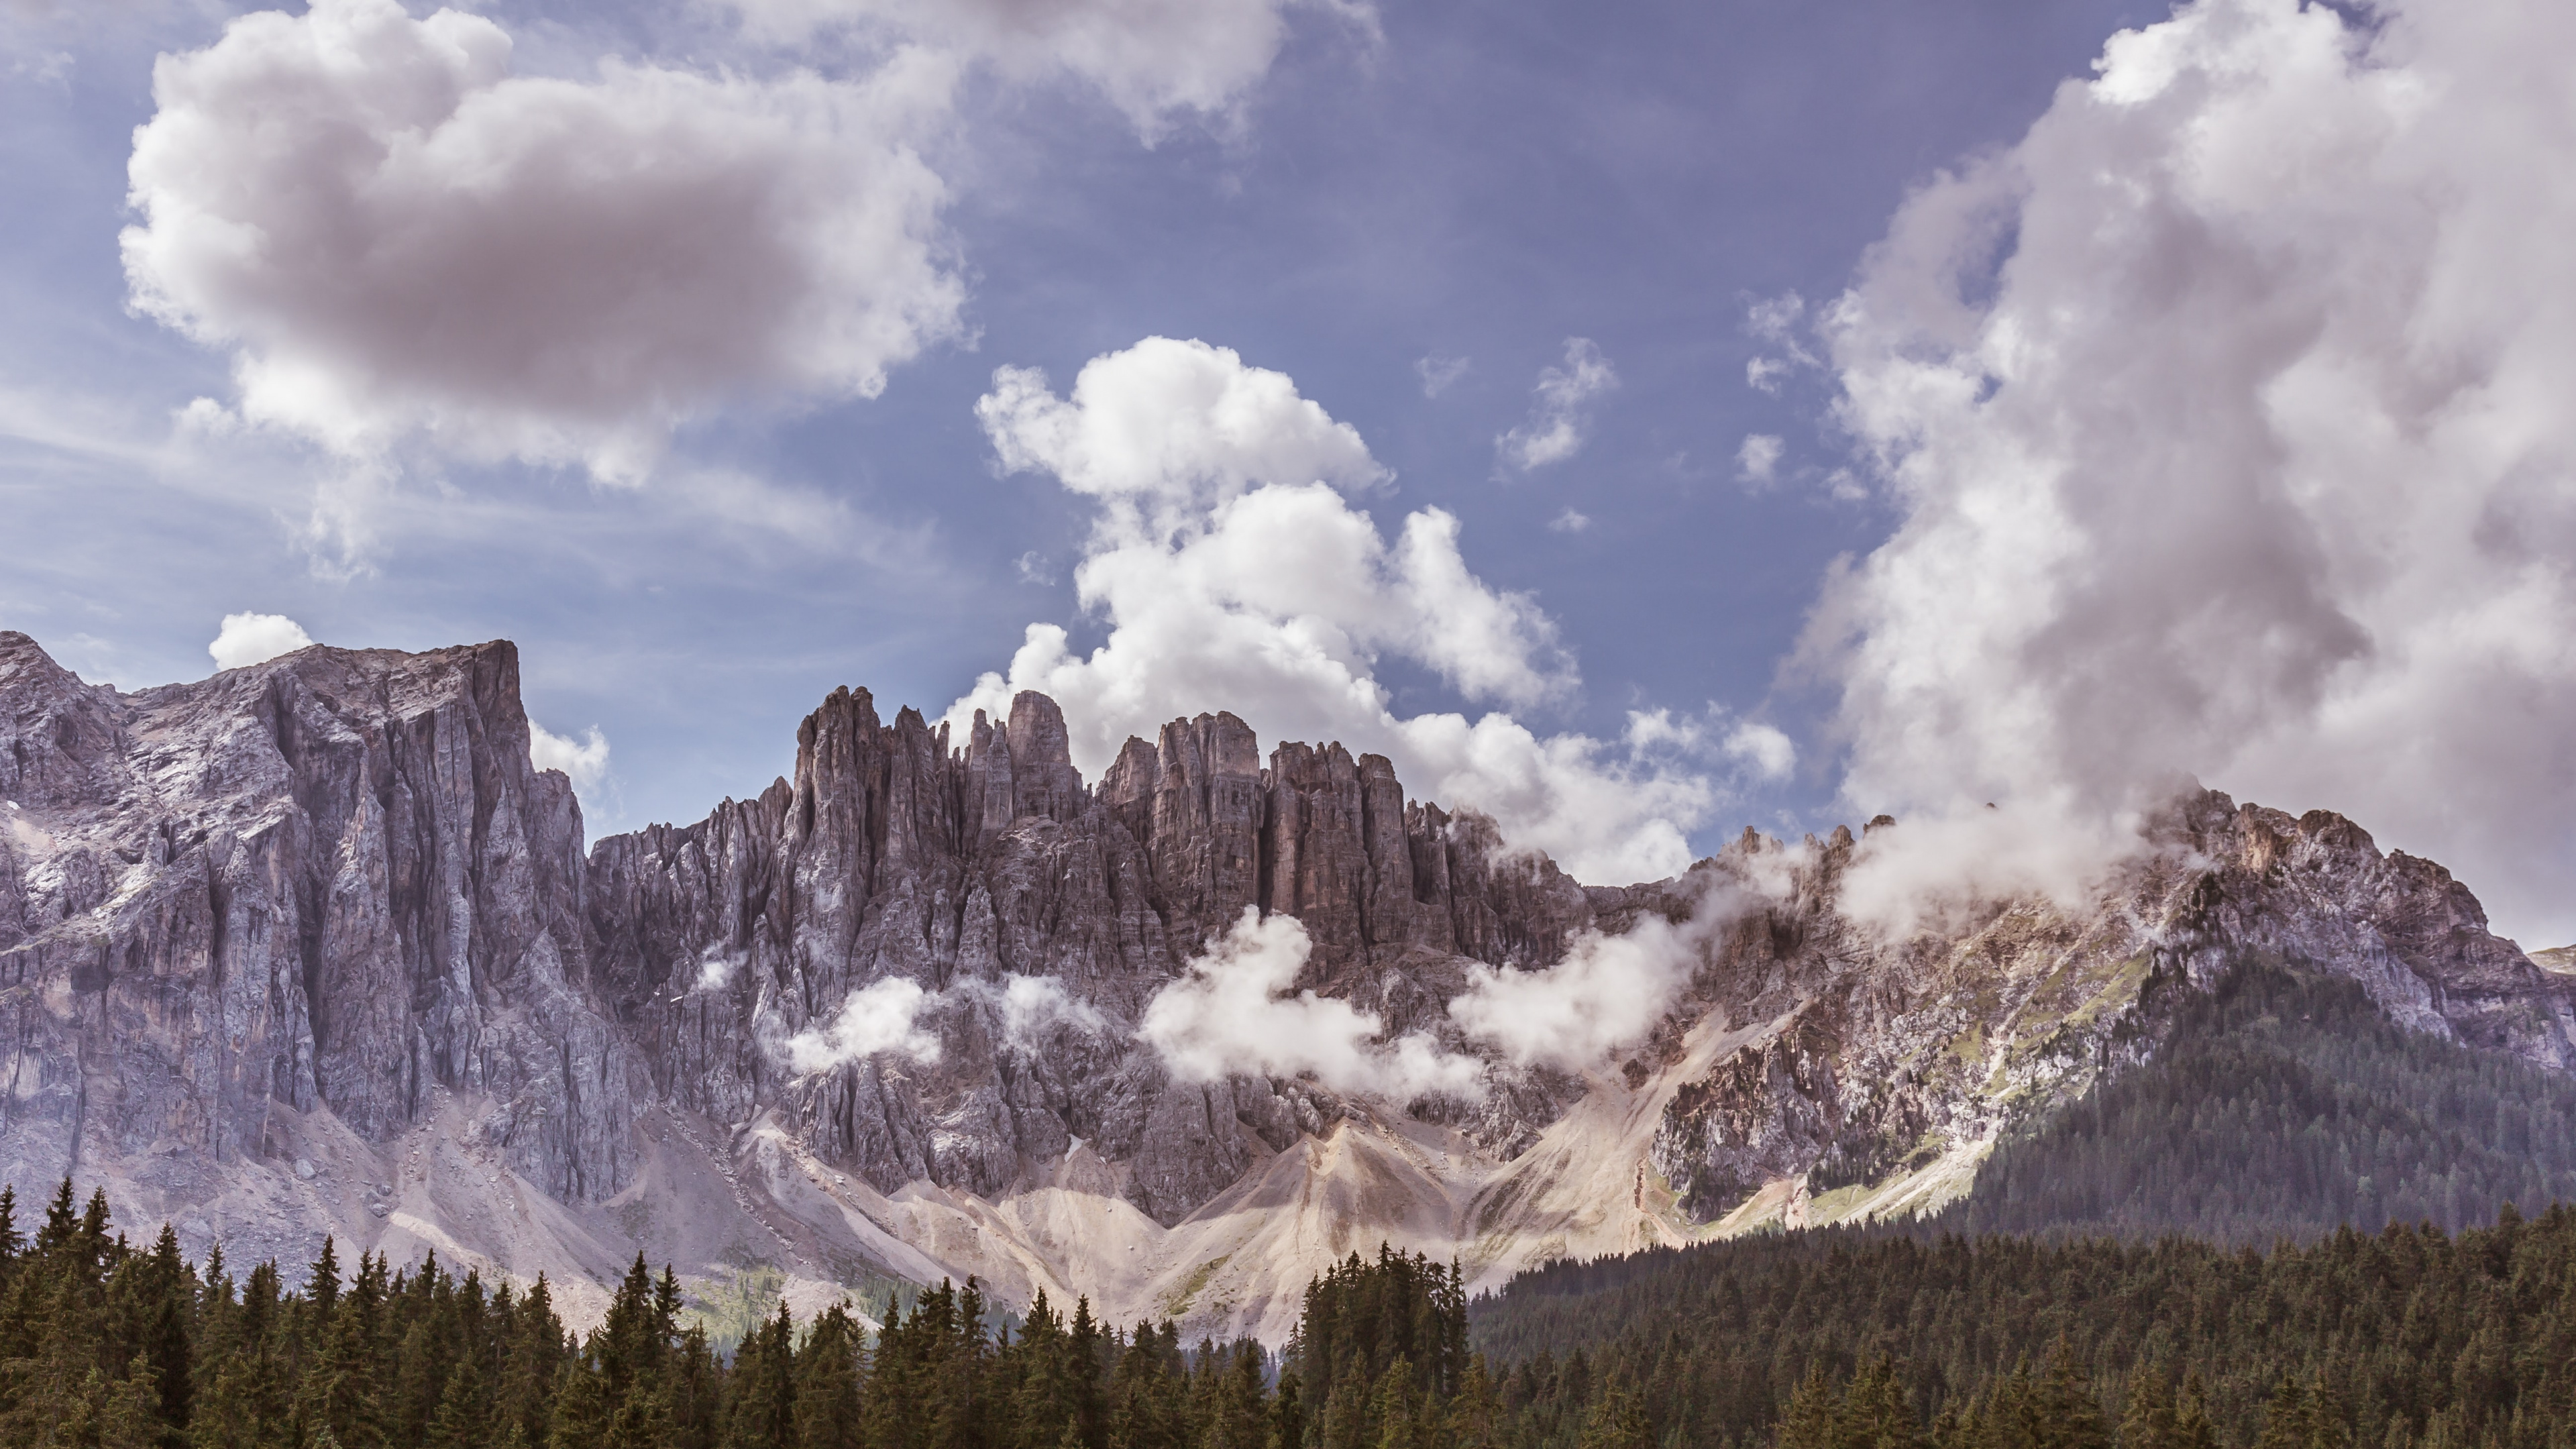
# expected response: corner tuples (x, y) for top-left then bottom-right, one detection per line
(9, 0), (2576, 945)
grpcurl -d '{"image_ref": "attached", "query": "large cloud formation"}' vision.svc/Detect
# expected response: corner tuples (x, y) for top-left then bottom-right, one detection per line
(954, 336), (1726, 885)
(1811, 0), (2576, 945)
(123, 0), (963, 483)
(727, 0), (1367, 136)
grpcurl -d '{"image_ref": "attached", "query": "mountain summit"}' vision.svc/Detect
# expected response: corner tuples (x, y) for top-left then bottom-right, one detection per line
(1, 632), (2568, 1336)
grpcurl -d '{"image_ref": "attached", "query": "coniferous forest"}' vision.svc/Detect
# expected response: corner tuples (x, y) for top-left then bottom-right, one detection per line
(10, 1175), (2576, 1449)
(1941, 967), (2576, 1242)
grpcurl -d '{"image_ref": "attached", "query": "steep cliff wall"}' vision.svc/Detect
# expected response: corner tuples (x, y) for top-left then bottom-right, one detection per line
(580, 688), (1601, 1227)
(0, 634), (639, 1246)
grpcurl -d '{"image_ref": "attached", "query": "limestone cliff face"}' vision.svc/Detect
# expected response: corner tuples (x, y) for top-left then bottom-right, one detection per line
(3, 629), (2573, 1341)
(0, 632), (638, 1210)
(580, 688), (1599, 1226)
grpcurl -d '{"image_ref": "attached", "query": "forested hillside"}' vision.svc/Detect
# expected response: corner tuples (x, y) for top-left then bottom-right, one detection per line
(0, 1178), (1479, 1449)
(1471, 1205), (2576, 1449)
(1941, 966), (2576, 1242)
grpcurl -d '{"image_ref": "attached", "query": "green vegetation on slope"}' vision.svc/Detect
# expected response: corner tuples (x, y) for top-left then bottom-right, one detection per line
(1940, 965), (2576, 1242)
(0, 1179), (1481, 1449)
(1470, 1205), (2576, 1449)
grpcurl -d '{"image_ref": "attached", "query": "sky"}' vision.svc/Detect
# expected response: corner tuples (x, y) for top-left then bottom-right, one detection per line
(5, 0), (2574, 948)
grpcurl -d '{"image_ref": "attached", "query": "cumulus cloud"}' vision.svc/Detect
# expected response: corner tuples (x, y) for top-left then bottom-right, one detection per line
(207, 612), (313, 672)
(726, 0), (1367, 137)
(1735, 433), (1784, 488)
(122, 0), (963, 485)
(1547, 507), (1590, 535)
(1722, 721), (1796, 782)
(784, 977), (943, 1074)
(977, 337), (1386, 529)
(1140, 908), (1485, 1101)
(1448, 881), (1748, 1072)
(529, 721), (611, 790)
(1809, 0), (2576, 945)
(1495, 338), (1617, 474)
(954, 336), (1717, 884)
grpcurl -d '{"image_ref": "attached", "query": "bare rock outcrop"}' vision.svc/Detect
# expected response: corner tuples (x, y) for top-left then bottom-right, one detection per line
(0, 631), (639, 1207)
(582, 688), (1599, 1224)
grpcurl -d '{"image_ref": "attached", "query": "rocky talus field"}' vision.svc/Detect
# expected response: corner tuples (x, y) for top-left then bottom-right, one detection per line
(1, 631), (2569, 1338)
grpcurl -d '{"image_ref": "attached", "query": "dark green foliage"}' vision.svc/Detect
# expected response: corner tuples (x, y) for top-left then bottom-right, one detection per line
(0, 1183), (1476, 1449)
(1471, 1203), (2576, 1449)
(15, 1125), (2576, 1449)
(1949, 966), (2576, 1242)
(1288, 1247), (1469, 1403)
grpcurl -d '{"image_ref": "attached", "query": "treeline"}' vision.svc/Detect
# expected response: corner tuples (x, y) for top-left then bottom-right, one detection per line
(1943, 965), (2576, 1243)
(1471, 1203), (2576, 1449)
(0, 1178), (1494, 1449)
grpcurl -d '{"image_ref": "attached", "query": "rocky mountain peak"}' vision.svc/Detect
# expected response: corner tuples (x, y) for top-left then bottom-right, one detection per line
(1, 631), (2571, 1340)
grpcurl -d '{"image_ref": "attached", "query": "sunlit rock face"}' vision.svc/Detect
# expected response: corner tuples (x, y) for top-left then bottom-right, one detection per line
(2, 629), (2569, 1341)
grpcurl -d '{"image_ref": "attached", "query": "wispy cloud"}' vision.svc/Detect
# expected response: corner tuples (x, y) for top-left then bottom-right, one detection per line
(1495, 338), (1617, 474)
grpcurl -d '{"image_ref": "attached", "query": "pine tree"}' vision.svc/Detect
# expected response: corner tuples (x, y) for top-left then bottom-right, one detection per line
(425, 1351), (486, 1449)
(1574, 1385), (1650, 1449)
(796, 1302), (865, 1449)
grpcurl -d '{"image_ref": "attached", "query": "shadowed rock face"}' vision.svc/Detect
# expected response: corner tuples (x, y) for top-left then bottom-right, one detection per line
(4, 629), (2574, 1336)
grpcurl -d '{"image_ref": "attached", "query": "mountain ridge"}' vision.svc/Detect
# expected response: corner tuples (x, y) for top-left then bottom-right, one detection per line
(2, 629), (2569, 1338)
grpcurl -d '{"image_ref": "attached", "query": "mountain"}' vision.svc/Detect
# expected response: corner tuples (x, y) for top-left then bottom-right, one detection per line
(2, 631), (2571, 1338)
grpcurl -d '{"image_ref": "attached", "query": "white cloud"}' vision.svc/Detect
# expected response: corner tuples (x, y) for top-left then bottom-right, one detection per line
(1735, 433), (1784, 488)
(1833, 803), (2138, 941)
(1742, 292), (1817, 396)
(1547, 506), (1591, 534)
(955, 337), (1715, 885)
(1623, 708), (1697, 754)
(207, 611), (313, 672)
(1745, 292), (1805, 343)
(1415, 354), (1470, 398)
(1140, 908), (1485, 1101)
(725, 0), (1369, 138)
(988, 973), (1111, 1046)
(1448, 880), (1748, 1072)
(977, 337), (1386, 529)
(1495, 338), (1617, 473)
(784, 977), (943, 1074)
(1722, 720), (1795, 782)
(1810, 0), (2576, 945)
(122, 0), (963, 486)
(695, 946), (742, 992)
(1016, 550), (1056, 585)
(529, 721), (610, 790)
